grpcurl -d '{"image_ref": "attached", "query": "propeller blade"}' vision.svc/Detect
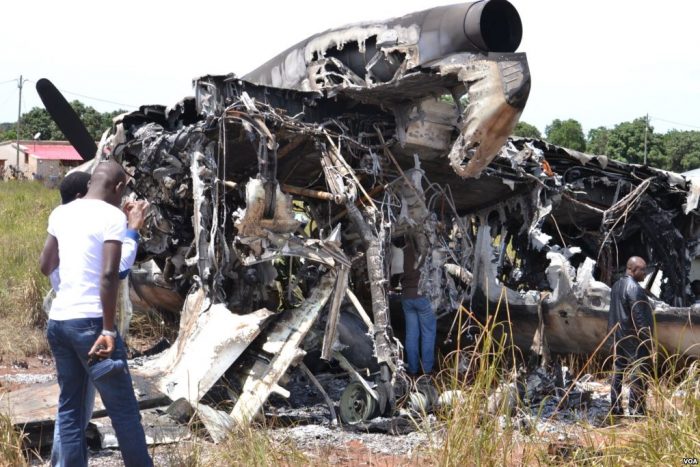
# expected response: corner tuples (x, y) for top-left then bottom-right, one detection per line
(35, 78), (97, 161)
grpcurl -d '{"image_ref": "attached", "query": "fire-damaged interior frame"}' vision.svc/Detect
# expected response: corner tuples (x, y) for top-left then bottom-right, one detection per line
(107, 78), (699, 429)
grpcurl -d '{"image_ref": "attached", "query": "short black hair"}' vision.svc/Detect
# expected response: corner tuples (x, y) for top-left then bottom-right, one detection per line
(59, 172), (91, 204)
(391, 235), (406, 248)
(692, 280), (700, 295)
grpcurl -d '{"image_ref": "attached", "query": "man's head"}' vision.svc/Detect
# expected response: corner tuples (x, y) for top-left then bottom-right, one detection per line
(59, 172), (91, 204)
(86, 160), (127, 206)
(691, 280), (700, 297)
(391, 235), (406, 249)
(626, 256), (647, 282)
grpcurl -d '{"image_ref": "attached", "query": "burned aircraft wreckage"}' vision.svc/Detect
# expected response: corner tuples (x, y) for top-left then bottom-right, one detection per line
(13, 0), (700, 431)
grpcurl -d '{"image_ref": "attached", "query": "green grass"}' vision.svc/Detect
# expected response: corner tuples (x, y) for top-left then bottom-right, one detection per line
(0, 180), (58, 360)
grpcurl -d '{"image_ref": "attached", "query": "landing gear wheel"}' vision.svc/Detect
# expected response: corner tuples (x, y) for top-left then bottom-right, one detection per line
(339, 381), (379, 424)
(408, 380), (439, 414)
(376, 381), (394, 416)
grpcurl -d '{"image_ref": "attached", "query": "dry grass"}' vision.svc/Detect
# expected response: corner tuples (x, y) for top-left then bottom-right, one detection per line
(211, 426), (308, 466)
(127, 306), (179, 347)
(0, 180), (56, 360)
(154, 423), (307, 467)
(588, 359), (700, 465)
(428, 293), (700, 466)
(0, 411), (26, 467)
(429, 299), (540, 466)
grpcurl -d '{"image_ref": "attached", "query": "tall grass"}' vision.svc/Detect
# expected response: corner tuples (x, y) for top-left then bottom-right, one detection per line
(0, 181), (57, 359)
(0, 411), (26, 467)
(430, 289), (700, 466)
(430, 297), (540, 466)
(592, 358), (700, 465)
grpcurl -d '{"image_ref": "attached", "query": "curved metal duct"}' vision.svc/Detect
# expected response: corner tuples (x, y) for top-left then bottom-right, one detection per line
(243, 0), (522, 90)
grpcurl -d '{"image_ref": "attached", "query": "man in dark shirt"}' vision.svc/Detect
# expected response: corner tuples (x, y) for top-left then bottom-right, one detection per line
(608, 256), (654, 417)
(399, 234), (436, 376)
(691, 280), (700, 304)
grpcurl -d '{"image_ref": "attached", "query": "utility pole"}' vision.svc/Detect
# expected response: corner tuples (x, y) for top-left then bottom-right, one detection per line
(643, 113), (648, 165)
(15, 75), (24, 170)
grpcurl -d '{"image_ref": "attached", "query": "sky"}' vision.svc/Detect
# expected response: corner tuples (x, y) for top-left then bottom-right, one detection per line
(1, 0), (699, 136)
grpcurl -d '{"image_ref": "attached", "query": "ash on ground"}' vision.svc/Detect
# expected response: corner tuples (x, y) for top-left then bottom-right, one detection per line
(22, 365), (639, 465)
(264, 370), (434, 456)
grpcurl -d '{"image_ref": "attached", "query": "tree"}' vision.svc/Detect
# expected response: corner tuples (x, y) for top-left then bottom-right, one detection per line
(513, 121), (541, 138)
(18, 107), (62, 140)
(17, 101), (126, 142)
(663, 130), (700, 172)
(586, 126), (610, 155)
(544, 119), (586, 151)
(606, 117), (667, 168)
(0, 128), (17, 142)
(68, 101), (125, 140)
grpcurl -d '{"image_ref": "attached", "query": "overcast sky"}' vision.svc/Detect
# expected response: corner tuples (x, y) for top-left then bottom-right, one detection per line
(1, 0), (699, 135)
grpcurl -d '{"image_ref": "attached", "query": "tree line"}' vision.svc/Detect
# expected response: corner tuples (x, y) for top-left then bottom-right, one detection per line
(514, 118), (700, 172)
(0, 101), (126, 143)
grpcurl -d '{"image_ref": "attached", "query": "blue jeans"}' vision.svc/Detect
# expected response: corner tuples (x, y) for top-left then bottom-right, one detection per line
(51, 382), (95, 466)
(401, 296), (437, 374)
(47, 318), (152, 467)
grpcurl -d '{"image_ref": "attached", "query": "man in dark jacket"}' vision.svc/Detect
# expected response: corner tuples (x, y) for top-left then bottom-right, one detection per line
(608, 256), (654, 417)
(399, 234), (436, 376)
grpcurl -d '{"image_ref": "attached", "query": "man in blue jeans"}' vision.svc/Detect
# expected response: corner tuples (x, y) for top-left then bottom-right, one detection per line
(48, 171), (148, 466)
(40, 161), (152, 467)
(399, 234), (437, 376)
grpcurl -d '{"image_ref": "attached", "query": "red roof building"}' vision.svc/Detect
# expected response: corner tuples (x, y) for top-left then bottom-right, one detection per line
(26, 144), (83, 161)
(0, 140), (85, 185)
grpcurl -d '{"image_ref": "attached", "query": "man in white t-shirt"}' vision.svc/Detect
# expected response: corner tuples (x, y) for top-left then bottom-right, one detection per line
(48, 171), (145, 293)
(40, 161), (152, 467)
(47, 171), (149, 466)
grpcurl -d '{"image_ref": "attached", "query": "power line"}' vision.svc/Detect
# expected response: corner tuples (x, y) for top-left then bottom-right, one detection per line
(24, 79), (138, 109)
(0, 78), (18, 85)
(57, 89), (138, 109)
(0, 87), (15, 109)
(649, 115), (700, 131)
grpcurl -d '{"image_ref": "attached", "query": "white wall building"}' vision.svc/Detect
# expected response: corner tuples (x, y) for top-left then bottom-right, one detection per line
(0, 141), (83, 184)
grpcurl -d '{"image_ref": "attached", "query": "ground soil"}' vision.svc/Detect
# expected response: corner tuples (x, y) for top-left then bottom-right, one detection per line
(3, 359), (428, 466)
(1, 348), (655, 466)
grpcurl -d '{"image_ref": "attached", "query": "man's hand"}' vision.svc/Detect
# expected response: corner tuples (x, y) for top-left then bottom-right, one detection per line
(123, 200), (150, 230)
(88, 334), (115, 359)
